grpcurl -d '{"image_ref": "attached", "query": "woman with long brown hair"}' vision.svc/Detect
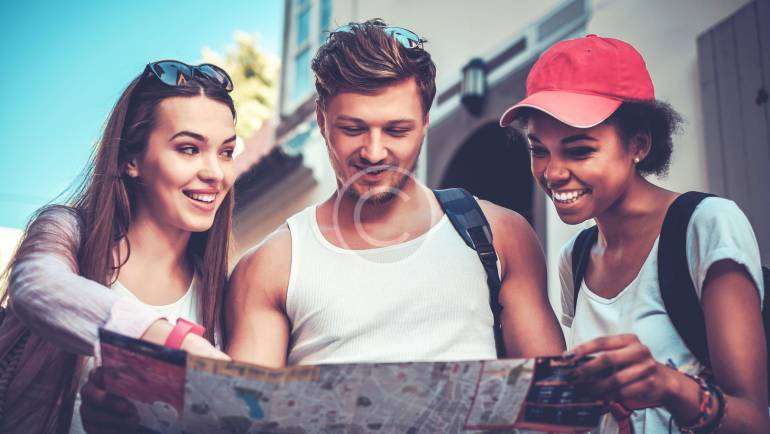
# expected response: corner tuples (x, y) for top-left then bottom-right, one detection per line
(0, 60), (237, 433)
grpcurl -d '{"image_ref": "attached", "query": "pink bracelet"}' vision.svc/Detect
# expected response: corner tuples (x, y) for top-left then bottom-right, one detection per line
(164, 318), (205, 349)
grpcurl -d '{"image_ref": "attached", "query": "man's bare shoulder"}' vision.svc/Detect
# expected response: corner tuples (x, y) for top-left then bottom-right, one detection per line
(235, 224), (291, 271)
(476, 200), (533, 242)
(230, 224), (292, 305)
(477, 200), (544, 274)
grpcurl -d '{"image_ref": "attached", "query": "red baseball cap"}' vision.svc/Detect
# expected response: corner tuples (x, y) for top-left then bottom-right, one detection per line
(499, 34), (655, 128)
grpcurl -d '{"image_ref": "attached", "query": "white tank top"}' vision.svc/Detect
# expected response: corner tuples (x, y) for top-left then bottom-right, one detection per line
(69, 277), (200, 434)
(285, 205), (497, 365)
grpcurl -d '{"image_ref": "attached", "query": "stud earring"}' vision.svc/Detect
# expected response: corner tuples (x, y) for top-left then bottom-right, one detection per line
(634, 157), (640, 164)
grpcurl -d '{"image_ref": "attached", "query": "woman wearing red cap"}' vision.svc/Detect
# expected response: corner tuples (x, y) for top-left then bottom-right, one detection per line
(501, 35), (768, 433)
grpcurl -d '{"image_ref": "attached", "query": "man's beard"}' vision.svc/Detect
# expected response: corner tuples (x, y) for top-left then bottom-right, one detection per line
(344, 162), (416, 205)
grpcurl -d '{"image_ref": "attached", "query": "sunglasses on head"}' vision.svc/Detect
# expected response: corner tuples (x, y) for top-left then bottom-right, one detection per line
(144, 60), (234, 92)
(328, 25), (424, 49)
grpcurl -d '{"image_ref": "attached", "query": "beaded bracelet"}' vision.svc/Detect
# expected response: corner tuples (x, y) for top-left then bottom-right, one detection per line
(677, 373), (727, 434)
(695, 381), (726, 434)
(677, 373), (713, 431)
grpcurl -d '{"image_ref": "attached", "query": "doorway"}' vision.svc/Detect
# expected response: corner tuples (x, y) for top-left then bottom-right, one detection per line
(439, 122), (534, 223)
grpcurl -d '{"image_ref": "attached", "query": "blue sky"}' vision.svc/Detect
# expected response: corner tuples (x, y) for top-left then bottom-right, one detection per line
(0, 1), (283, 229)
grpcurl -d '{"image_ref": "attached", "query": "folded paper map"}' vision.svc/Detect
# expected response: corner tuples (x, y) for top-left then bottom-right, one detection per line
(97, 328), (604, 433)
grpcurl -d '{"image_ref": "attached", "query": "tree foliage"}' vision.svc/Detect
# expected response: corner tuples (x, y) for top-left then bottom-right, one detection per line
(202, 31), (279, 139)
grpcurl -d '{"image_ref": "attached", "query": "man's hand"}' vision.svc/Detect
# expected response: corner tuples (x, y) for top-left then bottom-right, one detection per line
(80, 367), (139, 434)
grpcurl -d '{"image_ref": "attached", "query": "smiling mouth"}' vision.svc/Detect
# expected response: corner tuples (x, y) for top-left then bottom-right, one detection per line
(355, 165), (391, 176)
(183, 191), (216, 203)
(551, 189), (590, 204)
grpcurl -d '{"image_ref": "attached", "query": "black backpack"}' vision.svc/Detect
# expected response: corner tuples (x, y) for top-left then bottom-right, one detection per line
(571, 191), (770, 396)
(433, 188), (505, 358)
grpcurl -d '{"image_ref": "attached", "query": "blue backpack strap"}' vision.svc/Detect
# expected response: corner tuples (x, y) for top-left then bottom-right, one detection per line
(658, 191), (715, 369)
(570, 226), (599, 312)
(433, 188), (505, 358)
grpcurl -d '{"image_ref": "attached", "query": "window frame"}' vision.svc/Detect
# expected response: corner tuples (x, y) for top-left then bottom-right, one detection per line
(284, 0), (328, 115)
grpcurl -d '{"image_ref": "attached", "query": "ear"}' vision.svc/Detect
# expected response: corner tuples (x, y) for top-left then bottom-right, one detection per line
(423, 113), (430, 132)
(315, 102), (327, 138)
(631, 131), (652, 163)
(124, 158), (140, 178)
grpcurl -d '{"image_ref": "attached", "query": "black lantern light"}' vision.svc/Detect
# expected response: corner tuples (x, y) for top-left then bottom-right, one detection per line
(461, 58), (487, 115)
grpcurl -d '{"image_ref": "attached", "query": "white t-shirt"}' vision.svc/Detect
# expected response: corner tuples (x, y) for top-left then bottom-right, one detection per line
(69, 277), (200, 434)
(559, 197), (765, 434)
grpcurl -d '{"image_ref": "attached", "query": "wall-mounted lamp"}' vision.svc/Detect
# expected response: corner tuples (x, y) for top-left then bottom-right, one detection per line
(461, 58), (487, 115)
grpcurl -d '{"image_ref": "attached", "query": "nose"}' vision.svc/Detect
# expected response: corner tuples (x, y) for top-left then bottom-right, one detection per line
(543, 158), (570, 188)
(359, 130), (388, 164)
(198, 153), (225, 184)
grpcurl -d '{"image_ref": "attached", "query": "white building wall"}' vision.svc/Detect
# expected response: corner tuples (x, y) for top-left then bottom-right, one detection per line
(340, 0), (562, 92)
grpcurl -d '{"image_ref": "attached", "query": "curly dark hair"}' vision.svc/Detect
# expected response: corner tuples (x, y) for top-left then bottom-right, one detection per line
(509, 99), (683, 176)
(607, 99), (683, 176)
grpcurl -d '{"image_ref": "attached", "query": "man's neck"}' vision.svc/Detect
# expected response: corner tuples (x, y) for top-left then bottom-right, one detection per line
(332, 178), (434, 221)
(317, 179), (443, 249)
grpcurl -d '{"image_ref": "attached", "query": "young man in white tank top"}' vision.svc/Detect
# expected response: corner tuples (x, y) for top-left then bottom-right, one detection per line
(226, 20), (565, 367)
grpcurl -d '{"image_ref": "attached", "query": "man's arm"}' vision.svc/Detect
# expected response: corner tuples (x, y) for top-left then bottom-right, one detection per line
(479, 201), (565, 358)
(225, 224), (293, 368)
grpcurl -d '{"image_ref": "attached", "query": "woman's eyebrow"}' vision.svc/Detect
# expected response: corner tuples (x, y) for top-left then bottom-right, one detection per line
(221, 135), (237, 145)
(169, 130), (206, 142)
(561, 134), (597, 144)
(526, 133), (542, 144)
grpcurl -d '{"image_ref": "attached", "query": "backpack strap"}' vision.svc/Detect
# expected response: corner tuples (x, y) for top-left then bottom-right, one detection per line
(658, 191), (716, 369)
(433, 188), (505, 358)
(570, 226), (599, 312)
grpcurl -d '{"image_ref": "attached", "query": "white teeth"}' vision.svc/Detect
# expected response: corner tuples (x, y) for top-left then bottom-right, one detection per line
(361, 167), (385, 174)
(552, 190), (588, 204)
(185, 192), (215, 203)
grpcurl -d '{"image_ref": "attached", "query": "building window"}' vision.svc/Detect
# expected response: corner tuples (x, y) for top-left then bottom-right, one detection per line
(296, 5), (311, 46)
(290, 0), (313, 105)
(319, 0), (332, 44)
(293, 48), (312, 102)
(285, 0), (333, 109)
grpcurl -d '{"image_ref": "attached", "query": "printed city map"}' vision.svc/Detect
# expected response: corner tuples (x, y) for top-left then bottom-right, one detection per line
(98, 329), (604, 433)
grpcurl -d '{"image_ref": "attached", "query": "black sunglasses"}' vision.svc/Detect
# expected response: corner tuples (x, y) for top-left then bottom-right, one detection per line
(144, 60), (234, 92)
(328, 25), (424, 49)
